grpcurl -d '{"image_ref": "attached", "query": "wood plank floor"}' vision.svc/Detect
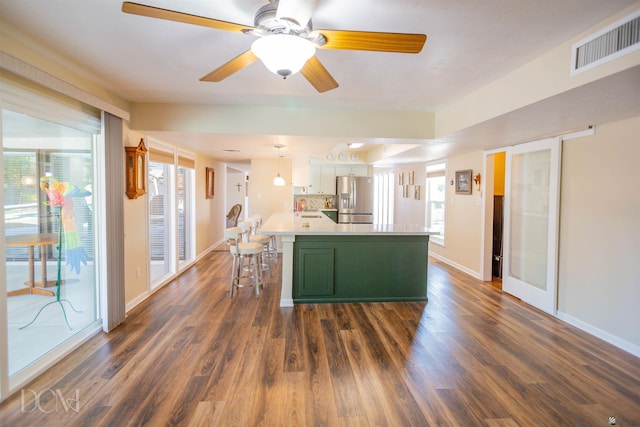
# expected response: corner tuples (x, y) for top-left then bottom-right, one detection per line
(1, 250), (639, 426)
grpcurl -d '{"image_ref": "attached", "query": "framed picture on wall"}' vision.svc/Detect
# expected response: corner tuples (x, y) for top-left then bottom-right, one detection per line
(206, 167), (215, 198)
(455, 169), (472, 195)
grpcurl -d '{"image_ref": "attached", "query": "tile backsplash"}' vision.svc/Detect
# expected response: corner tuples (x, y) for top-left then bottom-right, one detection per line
(293, 194), (336, 211)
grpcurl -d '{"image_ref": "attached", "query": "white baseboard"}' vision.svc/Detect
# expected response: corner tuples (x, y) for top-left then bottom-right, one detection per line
(556, 311), (640, 358)
(125, 291), (149, 313)
(428, 251), (482, 280)
(280, 298), (294, 307)
(201, 240), (225, 257)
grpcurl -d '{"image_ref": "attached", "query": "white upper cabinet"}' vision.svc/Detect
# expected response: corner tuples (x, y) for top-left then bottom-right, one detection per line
(308, 166), (336, 194)
(320, 167), (336, 194)
(307, 164), (369, 194)
(334, 165), (370, 177)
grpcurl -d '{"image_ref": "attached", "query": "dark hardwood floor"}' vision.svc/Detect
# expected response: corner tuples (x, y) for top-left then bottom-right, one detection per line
(1, 250), (639, 426)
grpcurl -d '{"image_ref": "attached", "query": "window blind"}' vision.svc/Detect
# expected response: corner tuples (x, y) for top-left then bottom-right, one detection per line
(178, 155), (195, 169)
(149, 148), (174, 164)
(0, 71), (101, 135)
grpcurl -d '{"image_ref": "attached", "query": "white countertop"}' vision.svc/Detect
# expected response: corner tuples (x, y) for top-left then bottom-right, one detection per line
(260, 212), (439, 236)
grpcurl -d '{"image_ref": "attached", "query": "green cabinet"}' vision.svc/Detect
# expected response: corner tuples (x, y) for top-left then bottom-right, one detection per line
(293, 235), (429, 303)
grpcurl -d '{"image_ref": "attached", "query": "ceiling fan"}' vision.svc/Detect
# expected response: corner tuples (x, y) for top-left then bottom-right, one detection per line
(122, 0), (427, 93)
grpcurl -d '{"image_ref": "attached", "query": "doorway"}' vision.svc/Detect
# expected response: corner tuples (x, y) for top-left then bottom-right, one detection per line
(482, 151), (506, 288)
(492, 152), (505, 280)
(483, 138), (561, 315)
(226, 167), (248, 224)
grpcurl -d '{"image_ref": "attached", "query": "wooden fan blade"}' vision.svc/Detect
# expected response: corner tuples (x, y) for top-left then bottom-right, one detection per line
(301, 56), (338, 93)
(276, 0), (319, 28)
(200, 50), (259, 82)
(315, 29), (426, 54)
(122, 2), (253, 33)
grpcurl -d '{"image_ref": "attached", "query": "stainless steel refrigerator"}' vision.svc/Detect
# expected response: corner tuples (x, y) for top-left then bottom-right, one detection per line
(336, 176), (374, 224)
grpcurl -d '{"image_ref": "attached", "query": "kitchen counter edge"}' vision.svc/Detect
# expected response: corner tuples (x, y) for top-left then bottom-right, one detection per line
(260, 212), (440, 236)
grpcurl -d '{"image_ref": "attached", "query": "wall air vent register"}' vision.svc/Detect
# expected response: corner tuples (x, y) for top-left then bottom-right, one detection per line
(571, 9), (640, 75)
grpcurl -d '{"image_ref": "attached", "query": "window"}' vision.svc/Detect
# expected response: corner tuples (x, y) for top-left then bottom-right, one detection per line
(426, 163), (446, 245)
(148, 148), (175, 287)
(374, 170), (394, 225)
(148, 144), (196, 288)
(177, 154), (195, 268)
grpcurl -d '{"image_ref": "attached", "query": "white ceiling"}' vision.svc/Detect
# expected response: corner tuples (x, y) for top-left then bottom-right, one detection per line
(1, 0), (639, 168)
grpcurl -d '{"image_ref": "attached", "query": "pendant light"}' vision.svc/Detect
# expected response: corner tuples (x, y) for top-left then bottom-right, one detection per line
(273, 144), (286, 186)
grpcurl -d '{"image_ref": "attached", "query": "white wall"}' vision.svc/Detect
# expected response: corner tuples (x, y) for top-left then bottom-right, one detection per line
(558, 116), (640, 352)
(428, 150), (484, 277)
(249, 157), (293, 219)
(393, 164), (426, 226)
(122, 132), (227, 309)
(122, 126), (149, 304)
(194, 155), (227, 256)
(226, 170), (246, 219)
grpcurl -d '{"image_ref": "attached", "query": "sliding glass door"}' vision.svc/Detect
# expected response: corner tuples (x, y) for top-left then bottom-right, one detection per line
(2, 109), (100, 381)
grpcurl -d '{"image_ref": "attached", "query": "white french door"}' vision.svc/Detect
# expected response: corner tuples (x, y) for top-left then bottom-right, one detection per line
(503, 137), (561, 315)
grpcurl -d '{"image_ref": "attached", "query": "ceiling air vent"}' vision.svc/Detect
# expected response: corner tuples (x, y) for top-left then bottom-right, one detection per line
(571, 10), (640, 75)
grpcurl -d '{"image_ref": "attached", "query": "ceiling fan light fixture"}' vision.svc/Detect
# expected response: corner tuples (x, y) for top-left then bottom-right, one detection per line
(251, 34), (315, 78)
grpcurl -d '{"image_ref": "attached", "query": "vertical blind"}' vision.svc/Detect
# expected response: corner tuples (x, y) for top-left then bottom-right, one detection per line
(103, 112), (125, 331)
(374, 171), (395, 225)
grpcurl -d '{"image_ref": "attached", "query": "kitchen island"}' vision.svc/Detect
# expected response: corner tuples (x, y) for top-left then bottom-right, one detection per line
(260, 212), (439, 307)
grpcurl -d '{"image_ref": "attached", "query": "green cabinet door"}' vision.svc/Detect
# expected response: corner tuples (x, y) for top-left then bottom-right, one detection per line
(295, 248), (335, 297)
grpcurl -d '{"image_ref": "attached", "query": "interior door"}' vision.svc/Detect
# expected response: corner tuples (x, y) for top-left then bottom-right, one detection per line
(503, 137), (561, 315)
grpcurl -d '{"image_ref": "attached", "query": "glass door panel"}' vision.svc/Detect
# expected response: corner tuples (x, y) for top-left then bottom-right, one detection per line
(177, 165), (194, 268)
(508, 149), (550, 290)
(2, 109), (99, 376)
(148, 160), (174, 286)
(503, 137), (561, 314)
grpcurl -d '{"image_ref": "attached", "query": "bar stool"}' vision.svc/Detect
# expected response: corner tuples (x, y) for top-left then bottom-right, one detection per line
(237, 220), (269, 275)
(258, 215), (278, 263)
(237, 221), (252, 242)
(225, 227), (264, 297)
(245, 217), (273, 276)
(248, 215), (277, 266)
